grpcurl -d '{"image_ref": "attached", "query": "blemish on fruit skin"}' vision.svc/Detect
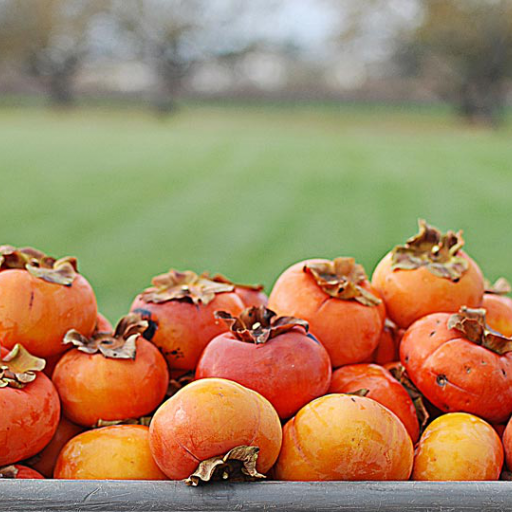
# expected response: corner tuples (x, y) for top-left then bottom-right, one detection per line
(29, 291), (34, 310)
(429, 331), (436, 337)
(502, 369), (507, 377)
(465, 366), (471, 374)
(436, 374), (448, 387)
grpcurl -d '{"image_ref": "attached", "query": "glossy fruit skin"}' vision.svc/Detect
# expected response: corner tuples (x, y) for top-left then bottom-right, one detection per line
(502, 417), (512, 469)
(275, 394), (413, 481)
(413, 413), (503, 481)
(329, 364), (419, 442)
(0, 348), (60, 466)
(268, 260), (386, 368)
(373, 324), (404, 365)
(0, 270), (97, 358)
(196, 329), (332, 419)
(54, 425), (167, 480)
(29, 417), (83, 478)
(483, 293), (512, 337)
(11, 465), (45, 479)
(131, 293), (245, 371)
(372, 251), (484, 329)
(52, 337), (169, 426)
(235, 287), (268, 308)
(149, 378), (282, 480)
(400, 312), (512, 423)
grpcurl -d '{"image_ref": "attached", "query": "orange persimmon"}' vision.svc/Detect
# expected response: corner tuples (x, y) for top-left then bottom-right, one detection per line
(502, 416), (512, 470)
(372, 319), (404, 365)
(52, 314), (169, 427)
(0, 465), (44, 479)
(413, 413), (503, 481)
(0, 345), (60, 466)
(196, 307), (332, 419)
(54, 425), (167, 480)
(131, 270), (244, 371)
(329, 364), (420, 442)
(372, 221), (484, 329)
(274, 394), (413, 481)
(400, 308), (512, 423)
(204, 272), (268, 308)
(268, 257), (385, 367)
(0, 247), (97, 358)
(149, 378), (282, 482)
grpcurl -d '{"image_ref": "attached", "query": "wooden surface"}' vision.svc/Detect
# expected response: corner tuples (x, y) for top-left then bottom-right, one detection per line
(1, 480), (512, 512)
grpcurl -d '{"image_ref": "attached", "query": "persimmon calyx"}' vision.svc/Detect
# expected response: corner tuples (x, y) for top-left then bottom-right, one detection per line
(391, 220), (468, 281)
(216, 306), (308, 344)
(303, 257), (381, 306)
(484, 277), (511, 295)
(141, 269), (234, 305)
(94, 416), (152, 428)
(0, 466), (18, 479)
(448, 307), (512, 355)
(0, 344), (46, 389)
(388, 364), (429, 431)
(347, 389), (369, 397)
(63, 313), (148, 360)
(0, 245), (78, 286)
(202, 272), (265, 293)
(185, 445), (265, 486)
(167, 371), (195, 397)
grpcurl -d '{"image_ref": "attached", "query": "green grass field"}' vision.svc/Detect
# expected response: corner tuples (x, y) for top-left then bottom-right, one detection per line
(2, 103), (512, 322)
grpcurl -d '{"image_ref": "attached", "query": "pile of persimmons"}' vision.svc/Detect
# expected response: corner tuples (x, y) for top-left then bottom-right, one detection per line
(2, 220), (512, 484)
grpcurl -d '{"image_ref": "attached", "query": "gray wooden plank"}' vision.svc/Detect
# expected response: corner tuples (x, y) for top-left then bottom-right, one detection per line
(1, 481), (512, 512)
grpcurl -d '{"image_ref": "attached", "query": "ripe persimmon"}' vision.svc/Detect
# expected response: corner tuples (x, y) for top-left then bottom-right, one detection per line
(196, 307), (331, 419)
(0, 465), (44, 479)
(52, 314), (169, 427)
(482, 279), (512, 337)
(131, 270), (244, 371)
(268, 257), (385, 367)
(329, 363), (420, 442)
(149, 378), (282, 483)
(27, 417), (83, 478)
(0, 345), (60, 466)
(54, 425), (167, 480)
(372, 319), (403, 365)
(400, 308), (512, 423)
(372, 221), (484, 329)
(95, 313), (113, 333)
(0, 246), (97, 358)
(274, 394), (413, 481)
(502, 416), (512, 470)
(413, 413), (503, 481)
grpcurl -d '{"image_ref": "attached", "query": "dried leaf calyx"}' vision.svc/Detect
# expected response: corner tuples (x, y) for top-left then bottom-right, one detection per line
(304, 257), (381, 306)
(167, 371), (195, 397)
(484, 277), (511, 296)
(391, 220), (468, 281)
(0, 466), (18, 478)
(186, 446), (265, 486)
(202, 272), (264, 292)
(448, 307), (512, 355)
(94, 416), (152, 428)
(63, 313), (148, 360)
(0, 344), (46, 389)
(0, 245), (78, 286)
(141, 270), (234, 305)
(216, 306), (308, 344)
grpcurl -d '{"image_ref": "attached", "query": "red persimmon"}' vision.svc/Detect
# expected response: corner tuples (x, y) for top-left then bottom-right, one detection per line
(0, 465), (44, 479)
(196, 307), (332, 419)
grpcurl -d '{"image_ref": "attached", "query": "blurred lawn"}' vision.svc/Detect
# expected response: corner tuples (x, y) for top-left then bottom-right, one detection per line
(2, 103), (512, 322)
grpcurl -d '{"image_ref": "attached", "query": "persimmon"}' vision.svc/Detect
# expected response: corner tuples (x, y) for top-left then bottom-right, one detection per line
(131, 270), (245, 371)
(54, 425), (167, 480)
(52, 314), (169, 427)
(204, 272), (268, 308)
(27, 417), (83, 478)
(268, 257), (385, 367)
(149, 378), (282, 483)
(95, 312), (113, 333)
(400, 308), (512, 423)
(502, 416), (512, 470)
(196, 307), (331, 419)
(0, 465), (44, 479)
(372, 220), (484, 329)
(0, 246), (97, 358)
(0, 345), (60, 466)
(413, 413), (503, 481)
(274, 394), (413, 481)
(482, 278), (512, 337)
(329, 364), (420, 442)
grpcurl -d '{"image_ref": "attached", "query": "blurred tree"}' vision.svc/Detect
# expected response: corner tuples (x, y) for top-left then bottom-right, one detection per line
(0, 0), (104, 105)
(408, 0), (512, 125)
